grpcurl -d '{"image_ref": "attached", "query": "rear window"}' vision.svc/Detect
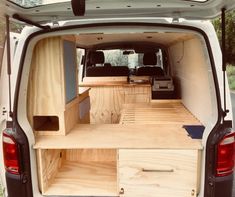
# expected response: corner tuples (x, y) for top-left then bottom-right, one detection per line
(9, 0), (69, 8)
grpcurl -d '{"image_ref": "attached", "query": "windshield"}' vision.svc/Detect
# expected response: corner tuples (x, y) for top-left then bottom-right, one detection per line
(9, 0), (69, 8)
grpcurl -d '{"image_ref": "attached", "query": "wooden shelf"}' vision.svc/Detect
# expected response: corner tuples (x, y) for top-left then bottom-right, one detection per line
(43, 161), (117, 196)
(34, 124), (202, 150)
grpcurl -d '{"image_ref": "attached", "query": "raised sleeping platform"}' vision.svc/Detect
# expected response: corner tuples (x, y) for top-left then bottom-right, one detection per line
(33, 100), (203, 197)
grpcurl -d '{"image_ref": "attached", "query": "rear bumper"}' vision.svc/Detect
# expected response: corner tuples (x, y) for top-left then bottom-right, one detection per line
(213, 174), (234, 197)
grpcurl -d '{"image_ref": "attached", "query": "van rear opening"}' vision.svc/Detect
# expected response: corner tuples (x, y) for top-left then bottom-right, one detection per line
(3, 23), (231, 197)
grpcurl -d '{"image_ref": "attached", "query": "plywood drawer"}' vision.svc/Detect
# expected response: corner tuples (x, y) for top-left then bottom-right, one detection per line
(118, 149), (199, 197)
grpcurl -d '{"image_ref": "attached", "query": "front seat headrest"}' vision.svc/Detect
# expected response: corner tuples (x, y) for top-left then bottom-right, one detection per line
(143, 52), (157, 65)
(90, 51), (105, 65)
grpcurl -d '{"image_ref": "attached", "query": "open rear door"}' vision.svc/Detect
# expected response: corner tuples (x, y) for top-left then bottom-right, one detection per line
(0, 0), (235, 23)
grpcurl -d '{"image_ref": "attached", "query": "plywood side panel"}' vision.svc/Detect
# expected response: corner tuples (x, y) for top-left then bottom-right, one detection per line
(65, 149), (117, 162)
(88, 85), (151, 124)
(36, 149), (62, 194)
(64, 102), (79, 134)
(89, 87), (125, 123)
(169, 38), (213, 125)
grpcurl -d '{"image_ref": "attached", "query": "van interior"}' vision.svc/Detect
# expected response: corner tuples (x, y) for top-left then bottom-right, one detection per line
(27, 29), (216, 196)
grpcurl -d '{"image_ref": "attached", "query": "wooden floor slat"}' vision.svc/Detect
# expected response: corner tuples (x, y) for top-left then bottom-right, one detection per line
(119, 100), (201, 125)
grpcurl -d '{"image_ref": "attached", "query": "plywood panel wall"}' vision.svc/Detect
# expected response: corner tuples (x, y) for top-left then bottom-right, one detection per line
(169, 38), (213, 125)
(89, 85), (151, 124)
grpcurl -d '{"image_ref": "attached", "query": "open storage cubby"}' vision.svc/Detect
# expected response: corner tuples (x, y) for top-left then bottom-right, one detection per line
(36, 149), (118, 196)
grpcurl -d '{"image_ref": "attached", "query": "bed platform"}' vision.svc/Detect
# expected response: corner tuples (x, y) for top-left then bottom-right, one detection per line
(33, 100), (203, 197)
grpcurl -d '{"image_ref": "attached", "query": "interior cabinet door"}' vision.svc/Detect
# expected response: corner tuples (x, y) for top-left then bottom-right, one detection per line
(118, 149), (199, 197)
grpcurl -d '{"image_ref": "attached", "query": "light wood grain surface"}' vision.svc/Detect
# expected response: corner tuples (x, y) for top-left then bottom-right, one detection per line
(119, 149), (199, 197)
(36, 149), (63, 193)
(34, 124), (202, 149)
(27, 36), (79, 135)
(43, 161), (117, 196)
(119, 100), (201, 125)
(85, 84), (151, 124)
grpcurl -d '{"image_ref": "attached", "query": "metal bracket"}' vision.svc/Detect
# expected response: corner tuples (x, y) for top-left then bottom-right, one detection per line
(2, 107), (7, 116)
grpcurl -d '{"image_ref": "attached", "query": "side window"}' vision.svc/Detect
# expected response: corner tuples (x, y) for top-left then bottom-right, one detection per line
(77, 48), (85, 83)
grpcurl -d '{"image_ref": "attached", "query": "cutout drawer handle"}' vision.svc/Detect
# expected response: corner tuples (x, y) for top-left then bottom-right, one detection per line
(142, 168), (174, 173)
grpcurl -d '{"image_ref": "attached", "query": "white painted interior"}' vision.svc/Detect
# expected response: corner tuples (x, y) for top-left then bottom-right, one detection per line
(169, 37), (215, 125)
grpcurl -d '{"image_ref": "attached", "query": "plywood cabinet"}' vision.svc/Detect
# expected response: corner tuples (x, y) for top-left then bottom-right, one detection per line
(34, 122), (202, 197)
(28, 36), (79, 135)
(35, 147), (201, 197)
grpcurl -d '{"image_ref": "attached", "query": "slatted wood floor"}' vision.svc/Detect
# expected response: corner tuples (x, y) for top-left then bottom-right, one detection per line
(119, 100), (201, 125)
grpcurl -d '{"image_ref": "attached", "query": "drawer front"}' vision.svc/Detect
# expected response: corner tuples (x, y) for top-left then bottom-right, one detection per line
(118, 149), (198, 197)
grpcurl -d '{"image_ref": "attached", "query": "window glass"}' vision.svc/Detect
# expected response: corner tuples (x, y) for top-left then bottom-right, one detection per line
(10, 0), (69, 8)
(77, 48), (85, 83)
(102, 49), (163, 69)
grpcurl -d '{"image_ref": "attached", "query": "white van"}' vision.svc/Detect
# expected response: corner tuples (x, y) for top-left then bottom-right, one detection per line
(0, 1), (235, 197)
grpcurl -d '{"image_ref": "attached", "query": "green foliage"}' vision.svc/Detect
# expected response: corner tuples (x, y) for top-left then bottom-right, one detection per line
(226, 64), (235, 76)
(227, 65), (235, 90)
(0, 17), (6, 46)
(212, 11), (235, 64)
(0, 185), (2, 197)
(0, 17), (24, 46)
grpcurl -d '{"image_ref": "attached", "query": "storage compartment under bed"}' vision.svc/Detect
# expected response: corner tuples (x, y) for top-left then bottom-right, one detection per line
(36, 149), (118, 196)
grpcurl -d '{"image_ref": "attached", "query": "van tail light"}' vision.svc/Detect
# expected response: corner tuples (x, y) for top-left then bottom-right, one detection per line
(2, 129), (20, 175)
(216, 132), (235, 177)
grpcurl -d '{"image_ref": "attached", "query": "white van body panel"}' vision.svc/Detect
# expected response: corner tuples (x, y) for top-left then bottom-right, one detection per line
(0, 18), (227, 197)
(0, 32), (21, 197)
